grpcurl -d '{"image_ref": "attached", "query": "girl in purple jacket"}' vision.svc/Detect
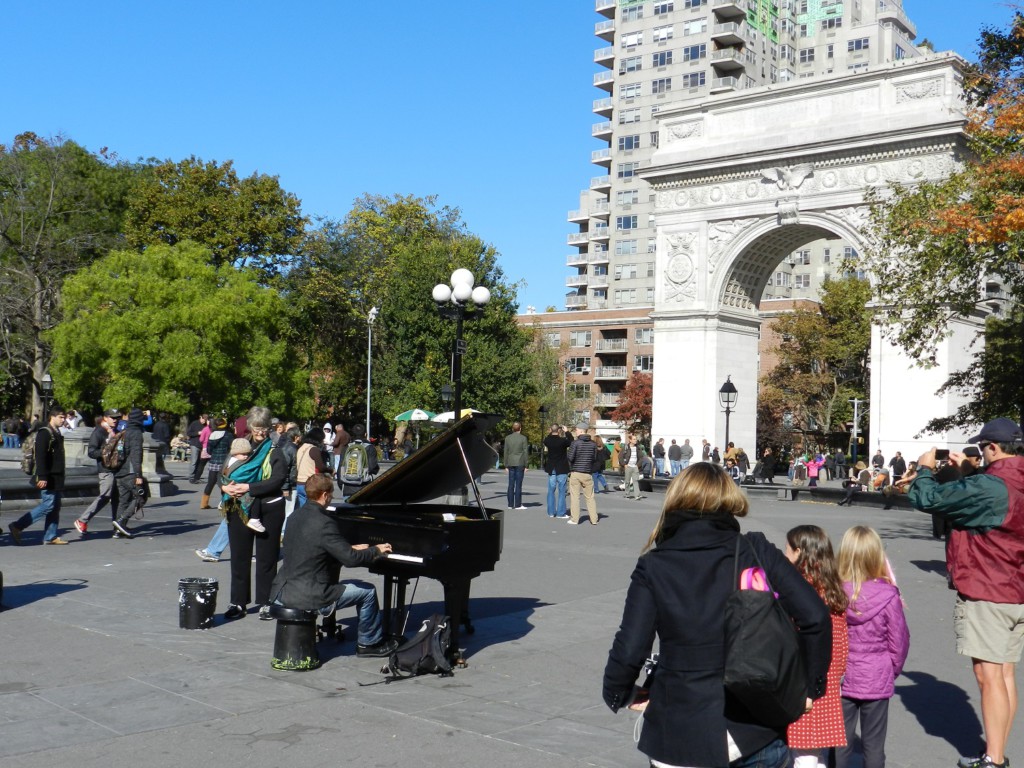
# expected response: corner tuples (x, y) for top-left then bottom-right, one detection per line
(835, 526), (911, 768)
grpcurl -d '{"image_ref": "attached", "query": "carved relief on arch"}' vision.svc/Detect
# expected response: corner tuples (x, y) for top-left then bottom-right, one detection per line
(663, 231), (699, 304)
(707, 218), (760, 277)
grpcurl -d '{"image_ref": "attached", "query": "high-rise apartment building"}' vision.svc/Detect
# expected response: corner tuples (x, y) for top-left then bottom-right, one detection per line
(566, 0), (922, 312)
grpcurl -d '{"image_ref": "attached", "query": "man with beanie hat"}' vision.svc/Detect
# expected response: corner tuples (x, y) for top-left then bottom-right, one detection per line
(74, 409), (122, 536)
(112, 408), (146, 538)
(908, 417), (1024, 768)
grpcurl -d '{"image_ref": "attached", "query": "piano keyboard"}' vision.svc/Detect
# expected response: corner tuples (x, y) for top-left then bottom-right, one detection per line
(387, 553), (425, 564)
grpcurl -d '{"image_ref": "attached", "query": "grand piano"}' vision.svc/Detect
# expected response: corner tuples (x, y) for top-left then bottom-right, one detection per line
(328, 413), (504, 656)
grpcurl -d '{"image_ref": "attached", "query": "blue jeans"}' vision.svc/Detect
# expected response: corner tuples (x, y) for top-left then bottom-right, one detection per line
(546, 472), (567, 517)
(14, 489), (61, 542)
(328, 580), (384, 646)
(3, 434), (19, 448)
(669, 459), (681, 476)
(296, 483), (308, 509)
(655, 457), (665, 476)
(593, 471), (608, 492)
(732, 737), (788, 768)
(507, 466), (525, 508)
(205, 518), (229, 558)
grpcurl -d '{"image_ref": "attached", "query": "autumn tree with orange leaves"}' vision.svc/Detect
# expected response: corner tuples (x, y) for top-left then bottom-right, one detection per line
(861, 14), (1024, 429)
(610, 371), (652, 436)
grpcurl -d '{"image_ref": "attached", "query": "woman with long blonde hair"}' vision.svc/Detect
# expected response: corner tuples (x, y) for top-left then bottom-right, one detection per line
(604, 463), (832, 768)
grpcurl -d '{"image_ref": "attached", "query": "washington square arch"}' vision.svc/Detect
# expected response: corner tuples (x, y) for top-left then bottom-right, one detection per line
(646, 54), (980, 456)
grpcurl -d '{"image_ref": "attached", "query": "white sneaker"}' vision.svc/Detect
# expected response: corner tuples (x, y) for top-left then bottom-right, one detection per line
(246, 518), (266, 533)
(515, 505), (528, 510)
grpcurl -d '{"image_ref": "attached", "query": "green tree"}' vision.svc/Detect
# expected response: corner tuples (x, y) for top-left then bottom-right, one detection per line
(860, 15), (1024, 426)
(49, 242), (312, 417)
(124, 156), (307, 281)
(759, 276), (872, 441)
(0, 133), (137, 416)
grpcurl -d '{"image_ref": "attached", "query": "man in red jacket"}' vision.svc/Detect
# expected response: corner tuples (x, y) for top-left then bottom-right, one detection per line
(908, 418), (1024, 768)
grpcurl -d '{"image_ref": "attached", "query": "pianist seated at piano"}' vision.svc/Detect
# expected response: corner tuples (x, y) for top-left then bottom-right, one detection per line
(269, 474), (399, 658)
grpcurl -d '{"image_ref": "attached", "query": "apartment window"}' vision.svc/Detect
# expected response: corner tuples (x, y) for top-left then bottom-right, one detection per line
(823, 248), (831, 264)
(848, 38), (869, 52)
(635, 355), (655, 371)
(615, 239), (638, 255)
(774, 271), (791, 287)
(821, 17), (842, 30)
(617, 162), (639, 178)
(652, 51), (673, 67)
(682, 71), (706, 87)
(794, 249), (811, 265)
(645, 287), (655, 303)
(616, 215), (638, 231)
(544, 332), (561, 347)
(620, 82), (642, 100)
(618, 134), (641, 151)
(651, 77), (672, 94)
(799, 48), (815, 63)
(620, 56), (643, 74)
(826, 43), (834, 58)
(615, 263), (639, 279)
(569, 330), (592, 347)
(653, 24), (674, 42)
(647, 237), (657, 253)
(635, 328), (654, 344)
(650, 130), (660, 148)
(616, 189), (640, 205)
(622, 5), (643, 21)
(844, 246), (859, 259)
(779, 44), (794, 62)
(615, 289), (639, 304)
(654, 2), (674, 13)
(646, 262), (656, 278)
(799, 24), (809, 37)
(795, 274), (811, 289)
(622, 31), (644, 48)
(683, 18), (707, 35)
(592, 288), (607, 302)
(567, 356), (592, 373)
(594, 264), (608, 277)
(894, 45), (907, 60)
(798, 0), (809, 10)
(619, 108), (642, 124)
(683, 0), (706, 7)
(682, 44), (707, 61)
(568, 383), (591, 398)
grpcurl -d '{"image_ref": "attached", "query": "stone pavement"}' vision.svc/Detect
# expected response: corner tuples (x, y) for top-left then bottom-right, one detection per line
(0, 463), (1018, 768)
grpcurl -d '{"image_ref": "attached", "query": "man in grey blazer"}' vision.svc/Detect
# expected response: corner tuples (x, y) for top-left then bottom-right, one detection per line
(270, 474), (397, 657)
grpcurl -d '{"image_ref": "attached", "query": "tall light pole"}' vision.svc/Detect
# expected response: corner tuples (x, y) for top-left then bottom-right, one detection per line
(432, 269), (490, 420)
(41, 372), (54, 416)
(366, 306), (378, 442)
(719, 375), (738, 451)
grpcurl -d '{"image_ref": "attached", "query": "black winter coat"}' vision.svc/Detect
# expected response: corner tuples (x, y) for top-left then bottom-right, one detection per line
(603, 514), (830, 767)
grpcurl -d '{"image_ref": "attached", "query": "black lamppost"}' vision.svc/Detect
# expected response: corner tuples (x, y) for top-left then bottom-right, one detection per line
(41, 372), (54, 415)
(719, 375), (738, 450)
(432, 269), (490, 421)
(440, 383), (453, 412)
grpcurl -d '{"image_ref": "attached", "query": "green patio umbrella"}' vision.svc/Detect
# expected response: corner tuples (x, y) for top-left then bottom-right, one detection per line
(394, 408), (436, 422)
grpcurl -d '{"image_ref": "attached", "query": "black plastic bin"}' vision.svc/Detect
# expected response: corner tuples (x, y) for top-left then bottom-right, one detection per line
(270, 605), (322, 670)
(178, 577), (218, 630)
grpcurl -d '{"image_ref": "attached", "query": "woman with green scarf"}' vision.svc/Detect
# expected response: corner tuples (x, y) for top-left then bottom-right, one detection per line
(222, 406), (287, 621)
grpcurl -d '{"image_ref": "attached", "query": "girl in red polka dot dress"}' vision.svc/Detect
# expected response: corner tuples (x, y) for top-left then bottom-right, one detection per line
(784, 525), (850, 768)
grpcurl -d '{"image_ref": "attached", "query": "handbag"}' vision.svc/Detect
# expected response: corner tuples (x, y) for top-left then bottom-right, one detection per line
(723, 534), (808, 729)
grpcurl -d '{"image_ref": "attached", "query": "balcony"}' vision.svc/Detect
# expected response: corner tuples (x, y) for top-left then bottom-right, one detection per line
(590, 275), (609, 287)
(710, 76), (742, 94)
(589, 249), (610, 264)
(593, 70), (615, 92)
(567, 208), (588, 223)
(711, 47), (746, 71)
(595, 366), (628, 380)
(591, 148), (612, 167)
(592, 120), (613, 139)
(566, 274), (590, 288)
(565, 295), (589, 309)
(591, 199), (610, 219)
(595, 0), (616, 18)
(567, 232), (590, 246)
(592, 97), (613, 117)
(711, 22), (746, 47)
(567, 253), (589, 266)
(594, 46), (615, 67)
(596, 338), (628, 353)
(712, 0), (748, 19)
(588, 298), (608, 310)
(595, 19), (615, 43)
(877, 0), (916, 36)
(594, 393), (621, 408)
(590, 224), (610, 241)
(590, 174), (611, 191)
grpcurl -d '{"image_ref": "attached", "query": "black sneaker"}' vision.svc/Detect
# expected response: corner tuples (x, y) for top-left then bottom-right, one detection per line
(224, 604), (247, 620)
(356, 637), (399, 658)
(112, 519), (133, 538)
(958, 755), (1009, 768)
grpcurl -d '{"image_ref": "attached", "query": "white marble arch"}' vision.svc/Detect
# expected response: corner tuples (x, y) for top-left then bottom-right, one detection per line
(644, 54), (979, 456)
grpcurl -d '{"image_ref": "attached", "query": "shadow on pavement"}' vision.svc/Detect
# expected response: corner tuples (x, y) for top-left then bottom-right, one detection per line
(1, 578), (88, 610)
(897, 669), (983, 756)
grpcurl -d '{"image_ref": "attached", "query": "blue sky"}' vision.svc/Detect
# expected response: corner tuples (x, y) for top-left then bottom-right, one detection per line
(2, 1), (1014, 312)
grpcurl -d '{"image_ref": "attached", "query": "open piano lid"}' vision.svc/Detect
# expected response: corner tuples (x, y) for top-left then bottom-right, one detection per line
(346, 412), (501, 506)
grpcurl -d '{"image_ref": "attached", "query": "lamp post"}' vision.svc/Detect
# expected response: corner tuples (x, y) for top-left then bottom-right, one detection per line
(432, 269), (490, 421)
(366, 306), (378, 442)
(719, 375), (738, 451)
(41, 372), (54, 415)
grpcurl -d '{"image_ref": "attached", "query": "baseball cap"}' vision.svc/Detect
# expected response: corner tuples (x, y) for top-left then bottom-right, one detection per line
(968, 417), (1023, 444)
(962, 445), (982, 459)
(103, 409), (121, 418)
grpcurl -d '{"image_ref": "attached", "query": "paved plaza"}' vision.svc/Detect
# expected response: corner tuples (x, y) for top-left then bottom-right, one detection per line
(0, 464), (1017, 768)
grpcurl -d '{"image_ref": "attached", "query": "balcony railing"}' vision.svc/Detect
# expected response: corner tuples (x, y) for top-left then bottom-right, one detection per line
(593, 71), (614, 90)
(595, 0), (616, 16)
(591, 147), (612, 165)
(591, 174), (611, 190)
(567, 232), (590, 246)
(565, 295), (588, 308)
(710, 76), (742, 93)
(595, 366), (628, 379)
(595, 19), (616, 42)
(711, 22), (746, 46)
(594, 393), (621, 407)
(596, 338), (628, 352)
(566, 274), (590, 288)
(594, 46), (614, 66)
(593, 97), (613, 116)
(590, 224), (610, 240)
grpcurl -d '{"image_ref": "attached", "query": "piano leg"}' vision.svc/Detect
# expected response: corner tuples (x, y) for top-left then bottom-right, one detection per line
(441, 578), (473, 665)
(381, 574), (411, 640)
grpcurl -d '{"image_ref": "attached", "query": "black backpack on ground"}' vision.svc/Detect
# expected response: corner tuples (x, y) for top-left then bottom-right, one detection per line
(381, 614), (453, 680)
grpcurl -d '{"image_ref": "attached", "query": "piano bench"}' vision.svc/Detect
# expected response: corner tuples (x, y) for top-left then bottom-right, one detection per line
(269, 605), (322, 671)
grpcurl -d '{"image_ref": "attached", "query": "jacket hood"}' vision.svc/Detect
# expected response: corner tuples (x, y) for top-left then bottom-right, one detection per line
(209, 429), (227, 440)
(127, 408), (145, 428)
(986, 455), (1024, 494)
(845, 579), (900, 626)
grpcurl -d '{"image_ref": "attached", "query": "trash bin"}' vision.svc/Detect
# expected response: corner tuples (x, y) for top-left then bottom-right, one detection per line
(178, 577), (218, 630)
(270, 605), (321, 670)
